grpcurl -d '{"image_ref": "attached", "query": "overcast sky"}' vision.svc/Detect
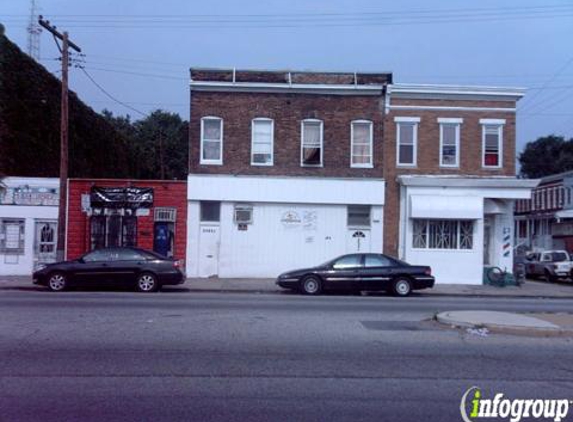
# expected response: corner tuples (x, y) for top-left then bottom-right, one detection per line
(2, 0), (573, 159)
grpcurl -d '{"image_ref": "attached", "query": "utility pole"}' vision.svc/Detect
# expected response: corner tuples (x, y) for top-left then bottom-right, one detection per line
(26, 0), (41, 60)
(38, 16), (81, 261)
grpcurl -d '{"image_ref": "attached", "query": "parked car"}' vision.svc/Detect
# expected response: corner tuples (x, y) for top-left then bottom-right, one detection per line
(276, 253), (434, 296)
(524, 250), (573, 282)
(33, 247), (185, 292)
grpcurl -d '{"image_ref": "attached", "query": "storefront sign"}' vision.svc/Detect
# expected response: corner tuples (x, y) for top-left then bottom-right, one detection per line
(0, 186), (59, 206)
(90, 186), (154, 209)
(281, 210), (302, 228)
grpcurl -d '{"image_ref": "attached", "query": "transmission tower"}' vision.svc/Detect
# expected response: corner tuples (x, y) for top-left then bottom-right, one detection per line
(27, 0), (41, 60)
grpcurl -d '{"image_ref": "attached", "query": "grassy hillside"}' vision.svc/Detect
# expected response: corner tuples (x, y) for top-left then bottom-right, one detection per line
(0, 31), (131, 178)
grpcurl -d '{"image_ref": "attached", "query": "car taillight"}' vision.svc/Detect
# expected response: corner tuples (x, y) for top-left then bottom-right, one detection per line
(173, 260), (182, 269)
(425, 267), (432, 276)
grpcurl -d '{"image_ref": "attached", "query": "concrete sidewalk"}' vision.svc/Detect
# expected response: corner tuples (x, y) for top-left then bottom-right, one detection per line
(1, 275), (573, 298)
(436, 310), (573, 336)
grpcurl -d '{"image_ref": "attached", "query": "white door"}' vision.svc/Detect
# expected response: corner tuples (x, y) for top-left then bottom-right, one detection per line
(198, 224), (220, 277)
(34, 220), (57, 270)
(347, 229), (371, 253)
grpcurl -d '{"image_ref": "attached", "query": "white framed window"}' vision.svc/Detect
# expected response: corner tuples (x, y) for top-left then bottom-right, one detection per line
(251, 118), (274, 166)
(438, 118), (462, 167)
(480, 119), (505, 169)
(413, 219), (474, 250)
(395, 117), (420, 167)
(347, 205), (371, 227)
(301, 119), (323, 167)
(200, 117), (223, 165)
(350, 120), (373, 168)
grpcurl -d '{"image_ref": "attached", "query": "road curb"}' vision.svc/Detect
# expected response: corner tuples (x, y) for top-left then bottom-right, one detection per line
(436, 311), (573, 337)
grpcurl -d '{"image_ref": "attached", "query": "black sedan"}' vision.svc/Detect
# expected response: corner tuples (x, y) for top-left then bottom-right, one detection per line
(276, 253), (434, 296)
(33, 247), (185, 292)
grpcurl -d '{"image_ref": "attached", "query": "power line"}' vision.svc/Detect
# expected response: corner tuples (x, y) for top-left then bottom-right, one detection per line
(4, 5), (573, 28)
(79, 67), (148, 117)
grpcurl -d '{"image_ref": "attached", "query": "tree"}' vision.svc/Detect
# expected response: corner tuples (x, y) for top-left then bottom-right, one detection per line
(103, 109), (188, 180)
(519, 135), (573, 178)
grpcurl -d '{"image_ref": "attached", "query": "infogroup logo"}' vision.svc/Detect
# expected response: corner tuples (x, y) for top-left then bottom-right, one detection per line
(460, 387), (571, 422)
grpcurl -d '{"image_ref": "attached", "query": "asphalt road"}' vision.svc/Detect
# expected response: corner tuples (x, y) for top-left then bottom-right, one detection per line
(1, 290), (572, 422)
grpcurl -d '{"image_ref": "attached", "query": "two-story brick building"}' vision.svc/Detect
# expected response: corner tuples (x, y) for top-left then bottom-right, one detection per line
(186, 68), (538, 284)
(515, 170), (573, 251)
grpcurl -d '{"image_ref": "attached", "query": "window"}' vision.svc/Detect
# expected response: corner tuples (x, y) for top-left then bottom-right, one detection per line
(333, 255), (362, 269)
(364, 254), (393, 268)
(395, 117), (419, 166)
(251, 118), (274, 166)
(480, 119), (504, 168)
(0, 219), (25, 254)
(351, 120), (373, 167)
(301, 119), (323, 166)
(200, 117), (223, 165)
(154, 207), (177, 222)
(111, 248), (146, 261)
(200, 201), (220, 222)
(83, 249), (112, 262)
(412, 219), (474, 250)
(438, 118), (462, 167)
(347, 205), (371, 227)
(234, 205), (253, 224)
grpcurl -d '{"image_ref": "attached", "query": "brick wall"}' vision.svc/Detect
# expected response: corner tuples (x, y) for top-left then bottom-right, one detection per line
(382, 102), (517, 256)
(66, 179), (187, 260)
(189, 91), (386, 178)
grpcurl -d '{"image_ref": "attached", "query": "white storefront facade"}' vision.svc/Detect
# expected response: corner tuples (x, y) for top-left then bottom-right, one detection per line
(397, 176), (539, 285)
(186, 174), (385, 278)
(0, 177), (59, 275)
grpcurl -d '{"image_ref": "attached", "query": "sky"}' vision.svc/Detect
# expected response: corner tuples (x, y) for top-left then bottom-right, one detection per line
(1, 0), (573, 160)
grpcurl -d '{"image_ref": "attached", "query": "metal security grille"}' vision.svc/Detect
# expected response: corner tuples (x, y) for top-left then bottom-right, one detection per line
(90, 216), (106, 250)
(122, 216), (137, 247)
(154, 207), (177, 222)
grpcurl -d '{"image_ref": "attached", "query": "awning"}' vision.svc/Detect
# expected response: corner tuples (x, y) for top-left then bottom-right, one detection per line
(90, 186), (154, 209)
(555, 210), (573, 219)
(409, 195), (483, 219)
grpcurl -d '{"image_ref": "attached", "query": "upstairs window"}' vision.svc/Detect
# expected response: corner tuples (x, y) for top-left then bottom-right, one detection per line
(480, 119), (505, 168)
(251, 118), (274, 166)
(200, 117), (223, 165)
(351, 120), (373, 168)
(395, 117), (419, 166)
(438, 118), (462, 167)
(301, 119), (323, 166)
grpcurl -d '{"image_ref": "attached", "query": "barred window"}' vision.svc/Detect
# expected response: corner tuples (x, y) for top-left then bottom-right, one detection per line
(412, 219), (473, 250)
(0, 219), (25, 254)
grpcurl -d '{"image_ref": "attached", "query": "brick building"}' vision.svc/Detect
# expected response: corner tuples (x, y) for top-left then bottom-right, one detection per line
(515, 170), (573, 251)
(186, 68), (538, 284)
(66, 179), (187, 261)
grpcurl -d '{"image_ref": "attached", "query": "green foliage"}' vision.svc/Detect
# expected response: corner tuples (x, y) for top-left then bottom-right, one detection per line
(0, 33), (188, 180)
(102, 109), (188, 180)
(519, 135), (573, 178)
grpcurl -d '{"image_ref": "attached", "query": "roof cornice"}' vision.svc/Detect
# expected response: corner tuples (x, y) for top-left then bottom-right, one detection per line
(389, 83), (526, 101)
(190, 81), (385, 96)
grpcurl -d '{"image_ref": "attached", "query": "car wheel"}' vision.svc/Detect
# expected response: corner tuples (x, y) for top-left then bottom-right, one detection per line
(136, 272), (159, 293)
(47, 272), (67, 292)
(392, 277), (412, 297)
(300, 276), (322, 295)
